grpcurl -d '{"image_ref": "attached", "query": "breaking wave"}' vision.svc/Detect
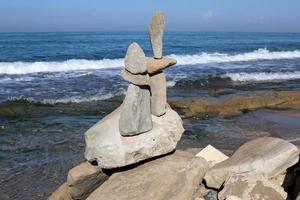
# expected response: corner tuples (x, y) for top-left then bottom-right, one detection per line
(172, 48), (300, 65)
(226, 71), (300, 82)
(1, 48), (300, 75)
(0, 59), (123, 75)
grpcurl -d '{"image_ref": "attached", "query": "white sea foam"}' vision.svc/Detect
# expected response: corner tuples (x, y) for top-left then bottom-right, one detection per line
(6, 91), (126, 104)
(172, 48), (300, 65)
(41, 94), (117, 104)
(0, 58), (123, 75)
(1, 48), (300, 75)
(166, 80), (176, 87)
(226, 71), (300, 82)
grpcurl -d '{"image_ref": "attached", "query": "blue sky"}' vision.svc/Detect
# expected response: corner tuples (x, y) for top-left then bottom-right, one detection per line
(0, 0), (299, 32)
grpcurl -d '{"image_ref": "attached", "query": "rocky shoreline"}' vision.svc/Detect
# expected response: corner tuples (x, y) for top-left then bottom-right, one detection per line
(50, 137), (300, 200)
(47, 13), (300, 200)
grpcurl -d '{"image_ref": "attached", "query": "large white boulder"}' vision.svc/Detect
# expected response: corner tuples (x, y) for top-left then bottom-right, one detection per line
(84, 105), (184, 169)
(204, 137), (299, 189)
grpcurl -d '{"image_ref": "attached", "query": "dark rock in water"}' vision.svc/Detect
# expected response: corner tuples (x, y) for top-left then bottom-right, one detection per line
(169, 91), (300, 118)
(204, 137), (299, 189)
(175, 76), (233, 91)
(119, 84), (152, 136)
(86, 150), (209, 200)
(67, 162), (108, 200)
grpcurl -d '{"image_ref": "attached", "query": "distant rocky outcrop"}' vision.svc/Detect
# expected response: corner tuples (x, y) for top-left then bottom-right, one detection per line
(169, 91), (300, 118)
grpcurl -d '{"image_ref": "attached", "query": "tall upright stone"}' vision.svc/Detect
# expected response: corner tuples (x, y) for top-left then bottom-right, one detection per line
(119, 41), (152, 136)
(119, 84), (152, 136)
(148, 12), (165, 59)
(150, 72), (167, 116)
(125, 43), (147, 74)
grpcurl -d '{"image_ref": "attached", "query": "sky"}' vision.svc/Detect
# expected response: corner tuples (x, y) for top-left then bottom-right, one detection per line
(0, 0), (299, 33)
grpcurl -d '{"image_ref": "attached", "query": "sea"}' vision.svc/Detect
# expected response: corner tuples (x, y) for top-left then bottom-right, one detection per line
(1, 32), (300, 199)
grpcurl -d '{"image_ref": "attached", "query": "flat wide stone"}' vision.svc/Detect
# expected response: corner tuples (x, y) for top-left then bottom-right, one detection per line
(67, 162), (108, 200)
(119, 84), (152, 136)
(150, 71), (167, 116)
(148, 11), (165, 59)
(121, 69), (150, 86)
(147, 57), (177, 74)
(196, 145), (228, 167)
(125, 42), (147, 74)
(204, 137), (299, 189)
(86, 151), (209, 200)
(84, 105), (184, 169)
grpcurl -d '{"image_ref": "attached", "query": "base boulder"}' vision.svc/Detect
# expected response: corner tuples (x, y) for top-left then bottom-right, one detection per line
(87, 150), (209, 200)
(84, 105), (184, 169)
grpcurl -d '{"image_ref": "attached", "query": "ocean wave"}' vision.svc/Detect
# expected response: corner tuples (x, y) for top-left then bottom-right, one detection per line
(225, 71), (300, 82)
(4, 91), (125, 105)
(172, 48), (300, 65)
(41, 92), (125, 104)
(0, 59), (123, 75)
(1, 48), (300, 75)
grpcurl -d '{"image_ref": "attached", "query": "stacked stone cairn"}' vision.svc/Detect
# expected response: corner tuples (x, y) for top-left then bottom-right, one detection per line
(49, 11), (187, 200)
(83, 11), (183, 169)
(49, 11), (300, 200)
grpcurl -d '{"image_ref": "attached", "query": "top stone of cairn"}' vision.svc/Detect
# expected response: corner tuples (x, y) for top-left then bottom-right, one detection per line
(125, 42), (147, 74)
(148, 11), (165, 59)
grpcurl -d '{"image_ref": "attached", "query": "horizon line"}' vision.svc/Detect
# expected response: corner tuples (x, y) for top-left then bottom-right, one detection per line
(0, 30), (300, 34)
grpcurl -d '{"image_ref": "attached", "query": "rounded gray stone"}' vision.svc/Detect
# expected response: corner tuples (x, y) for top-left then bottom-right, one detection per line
(125, 43), (147, 74)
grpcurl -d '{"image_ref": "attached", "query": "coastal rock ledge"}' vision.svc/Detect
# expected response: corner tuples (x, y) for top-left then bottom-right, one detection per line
(84, 105), (184, 169)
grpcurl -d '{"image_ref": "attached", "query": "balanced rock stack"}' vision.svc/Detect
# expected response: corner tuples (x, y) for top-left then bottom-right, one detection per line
(84, 11), (183, 169)
(49, 11), (300, 200)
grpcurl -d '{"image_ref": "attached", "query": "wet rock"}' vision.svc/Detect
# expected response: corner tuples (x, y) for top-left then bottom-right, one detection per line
(84, 105), (184, 169)
(48, 183), (72, 200)
(150, 71), (167, 116)
(218, 174), (287, 200)
(196, 145), (228, 167)
(147, 57), (176, 74)
(119, 84), (152, 136)
(148, 11), (165, 59)
(169, 91), (300, 118)
(204, 137), (299, 189)
(124, 43), (147, 74)
(121, 69), (149, 86)
(67, 162), (108, 200)
(86, 150), (209, 200)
